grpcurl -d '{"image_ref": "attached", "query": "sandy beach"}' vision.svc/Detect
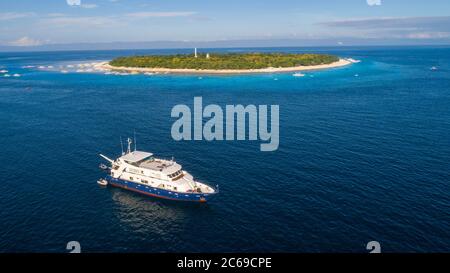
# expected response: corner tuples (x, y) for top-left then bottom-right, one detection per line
(99, 58), (352, 75)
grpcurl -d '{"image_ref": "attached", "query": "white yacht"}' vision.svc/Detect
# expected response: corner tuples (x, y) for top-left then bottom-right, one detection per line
(99, 138), (218, 202)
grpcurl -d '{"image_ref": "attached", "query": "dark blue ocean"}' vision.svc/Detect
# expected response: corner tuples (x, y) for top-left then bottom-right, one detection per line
(0, 46), (449, 252)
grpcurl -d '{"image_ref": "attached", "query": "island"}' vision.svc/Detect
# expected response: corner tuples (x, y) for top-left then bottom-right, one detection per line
(101, 53), (351, 74)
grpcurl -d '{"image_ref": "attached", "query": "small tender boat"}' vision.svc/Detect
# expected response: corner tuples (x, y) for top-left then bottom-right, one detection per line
(97, 179), (108, 186)
(99, 163), (109, 170)
(430, 66), (438, 71)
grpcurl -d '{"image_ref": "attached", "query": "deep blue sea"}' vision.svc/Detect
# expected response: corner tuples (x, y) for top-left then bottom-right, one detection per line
(0, 46), (449, 252)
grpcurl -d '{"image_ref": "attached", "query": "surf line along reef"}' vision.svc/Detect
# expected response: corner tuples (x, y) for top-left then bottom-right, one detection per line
(101, 52), (351, 74)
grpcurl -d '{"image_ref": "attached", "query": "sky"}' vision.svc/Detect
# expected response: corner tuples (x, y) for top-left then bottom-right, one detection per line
(1, 0), (450, 49)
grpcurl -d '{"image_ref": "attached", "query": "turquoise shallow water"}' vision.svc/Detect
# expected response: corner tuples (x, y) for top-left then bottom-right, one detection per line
(0, 46), (449, 252)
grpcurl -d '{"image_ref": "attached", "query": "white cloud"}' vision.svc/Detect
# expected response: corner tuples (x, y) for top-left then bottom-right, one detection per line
(367, 0), (382, 6)
(37, 10), (197, 30)
(47, 13), (67, 17)
(318, 16), (450, 30)
(318, 16), (450, 40)
(41, 16), (117, 27)
(81, 4), (98, 9)
(66, 0), (97, 8)
(407, 32), (450, 39)
(8, 37), (43, 47)
(126, 11), (197, 18)
(66, 0), (81, 6)
(0, 12), (35, 21)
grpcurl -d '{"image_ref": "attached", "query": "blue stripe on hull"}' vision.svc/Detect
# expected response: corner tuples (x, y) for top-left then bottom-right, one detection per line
(105, 176), (214, 202)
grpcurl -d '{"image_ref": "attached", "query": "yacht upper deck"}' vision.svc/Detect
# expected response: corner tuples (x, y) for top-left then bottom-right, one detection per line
(120, 150), (182, 174)
(138, 158), (176, 171)
(120, 151), (153, 163)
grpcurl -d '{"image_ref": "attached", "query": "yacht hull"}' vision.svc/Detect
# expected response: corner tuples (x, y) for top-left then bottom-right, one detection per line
(105, 176), (214, 202)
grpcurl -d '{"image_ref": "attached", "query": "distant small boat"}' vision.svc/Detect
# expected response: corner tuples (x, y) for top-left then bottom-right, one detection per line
(4, 74), (11, 77)
(60, 70), (69, 73)
(354, 74), (359, 77)
(0, 70), (8, 73)
(430, 66), (438, 71)
(293, 72), (305, 77)
(97, 179), (108, 186)
(12, 74), (21, 77)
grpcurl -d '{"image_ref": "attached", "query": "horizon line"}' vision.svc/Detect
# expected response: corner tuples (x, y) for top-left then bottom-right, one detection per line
(1, 42), (450, 53)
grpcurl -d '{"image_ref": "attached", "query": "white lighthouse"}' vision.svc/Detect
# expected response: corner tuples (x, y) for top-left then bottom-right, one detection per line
(194, 48), (198, 58)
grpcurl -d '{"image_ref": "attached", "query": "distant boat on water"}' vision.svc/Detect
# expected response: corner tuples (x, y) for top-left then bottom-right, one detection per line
(293, 72), (305, 77)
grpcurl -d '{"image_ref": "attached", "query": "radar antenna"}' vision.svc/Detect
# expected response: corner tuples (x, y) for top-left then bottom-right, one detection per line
(127, 138), (132, 154)
(134, 130), (137, 151)
(120, 136), (124, 155)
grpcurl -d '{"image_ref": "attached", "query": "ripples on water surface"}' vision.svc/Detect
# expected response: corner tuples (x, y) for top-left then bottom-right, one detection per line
(0, 46), (449, 252)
